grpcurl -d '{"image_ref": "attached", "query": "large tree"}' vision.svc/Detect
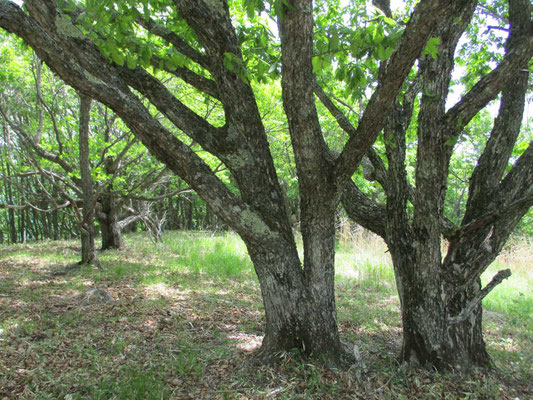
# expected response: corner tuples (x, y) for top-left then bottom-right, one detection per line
(341, 0), (533, 368)
(1, 0), (531, 368)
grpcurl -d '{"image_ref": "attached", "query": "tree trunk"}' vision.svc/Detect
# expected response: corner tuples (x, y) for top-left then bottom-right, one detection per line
(98, 192), (124, 250)
(389, 244), (489, 369)
(78, 94), (98, 265)
(247, 238), (344, 364)
(5, 162), (17, 244)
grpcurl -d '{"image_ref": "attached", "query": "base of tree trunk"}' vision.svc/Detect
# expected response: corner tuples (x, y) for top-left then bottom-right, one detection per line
(400, 302), (490, 371)
(255, 335), (356, 368)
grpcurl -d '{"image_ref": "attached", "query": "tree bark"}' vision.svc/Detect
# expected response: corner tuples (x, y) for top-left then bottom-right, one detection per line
(247, 239), (345, 363)
(78, 94), (98, 265)
(97, 157), (124, 250)
(98, 193), (124, 250)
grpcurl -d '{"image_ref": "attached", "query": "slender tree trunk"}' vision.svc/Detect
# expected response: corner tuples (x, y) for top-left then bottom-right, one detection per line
(5, 162), (17, 244)
(19, 179), (25, 243)
(52, 208), (59, 240)
(78, 94), (98, 265)
(186, 194), (193, 230)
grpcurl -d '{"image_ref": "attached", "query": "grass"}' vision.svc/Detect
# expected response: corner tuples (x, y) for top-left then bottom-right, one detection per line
(0, 230), (531, 399)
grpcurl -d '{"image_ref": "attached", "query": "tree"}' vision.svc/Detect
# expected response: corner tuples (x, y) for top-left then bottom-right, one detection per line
(341, 0), (533, 368)
(77, 93), (100, 265)
(0, 0), (531, 368)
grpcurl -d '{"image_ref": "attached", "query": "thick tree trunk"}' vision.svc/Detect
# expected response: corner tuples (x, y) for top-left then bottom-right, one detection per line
(248, 238), (344, 364)
(388, 245), (489, 369)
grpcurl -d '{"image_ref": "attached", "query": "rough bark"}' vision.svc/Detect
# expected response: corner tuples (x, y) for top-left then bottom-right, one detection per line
(98, 193), (124, 250)
(97, 156), (124, 250)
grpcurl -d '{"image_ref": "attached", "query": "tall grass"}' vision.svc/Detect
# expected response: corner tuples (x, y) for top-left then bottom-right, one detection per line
(335, 224), (396, 291)
(161, 231), (253, 278)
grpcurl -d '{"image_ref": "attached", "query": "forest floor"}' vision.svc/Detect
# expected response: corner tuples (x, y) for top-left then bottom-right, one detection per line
(0, 231), (531, 399)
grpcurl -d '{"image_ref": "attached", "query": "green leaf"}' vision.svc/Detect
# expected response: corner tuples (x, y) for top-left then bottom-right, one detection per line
(329, 29), (340, 52)
(139, 47), (152, 68)
(445, 135), (459, 147)
(376, 46), (387, 61)
(111, 50), (125, 67)
(312, 56), (322, 73)
(223, 52), (235, 72)
(126, 54), (137, 70)
(422, 37), (441, 60)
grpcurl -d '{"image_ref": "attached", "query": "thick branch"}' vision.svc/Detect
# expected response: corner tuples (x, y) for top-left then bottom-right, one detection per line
(498, 141), (533, 209)
(443, 30), (533, 141)
(450, 193), (533, 241)
(334, 0), (454, 189)
(341, 180), (387, 237)
(116, 65), (226, 156)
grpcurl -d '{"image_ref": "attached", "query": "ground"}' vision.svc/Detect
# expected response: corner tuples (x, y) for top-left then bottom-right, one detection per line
(0, 231), (531, 399)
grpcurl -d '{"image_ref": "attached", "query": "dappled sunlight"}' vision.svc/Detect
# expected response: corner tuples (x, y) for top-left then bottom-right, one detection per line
(0, 231), (531, 399)
(143, 282), (190, 300)
(227, 331), (263, 352)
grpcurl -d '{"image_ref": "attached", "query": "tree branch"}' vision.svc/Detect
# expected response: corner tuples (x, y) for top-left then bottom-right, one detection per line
(450, 193), (533, 241)
(448, 269), (511, 324)
(136, 16), (210, 70)
(334, 0), (454, 190)
(0, 104), (75, 173)
(341, 180), (387, 237)
(442, 32), (533, 142)
(150, 54), (220, 99)
(116, 65), (226, 156)
(314, 81), (389, 191)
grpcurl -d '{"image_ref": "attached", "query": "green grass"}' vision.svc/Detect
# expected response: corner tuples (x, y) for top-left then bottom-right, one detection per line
(0, 230), (531, 399)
